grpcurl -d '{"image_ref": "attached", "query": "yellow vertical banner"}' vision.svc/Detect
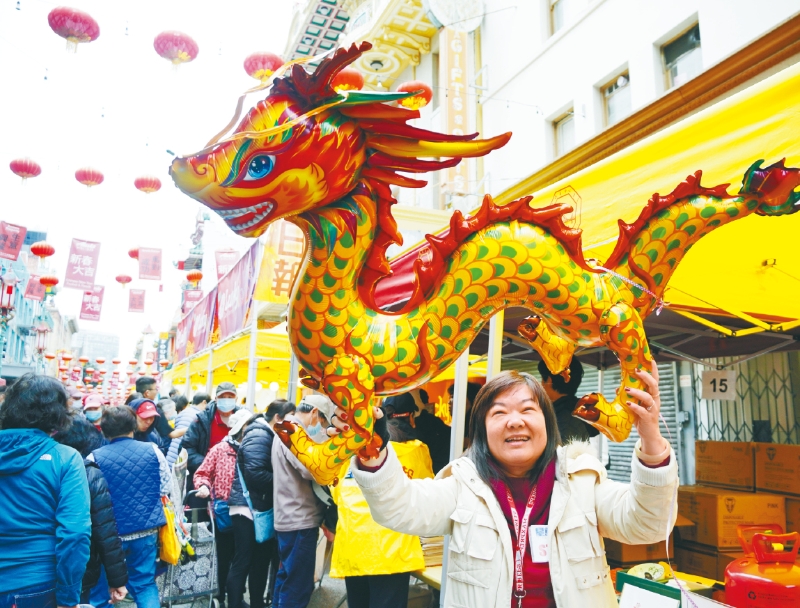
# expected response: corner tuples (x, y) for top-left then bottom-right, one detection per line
(254, 220), (306, 309)
(441, 27), (470, 197)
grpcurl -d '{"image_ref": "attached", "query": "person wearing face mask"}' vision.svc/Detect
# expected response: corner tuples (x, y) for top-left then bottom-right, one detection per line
(271, 394), (335, 608)
(182, 383), (242, 531)
(83, 394), (105, 429)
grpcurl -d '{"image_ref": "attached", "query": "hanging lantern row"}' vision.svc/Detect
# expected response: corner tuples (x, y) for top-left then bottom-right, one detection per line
(243, 52), (283, 82)
(47, 7), (100, 51)
(186, 269), (202, 287)
(30, 241), (55, 262)
(134, 176), (161, 193)
(332, 67), (364, 93)
(154, 31), (199, 65)
(9, 158), (42, 181)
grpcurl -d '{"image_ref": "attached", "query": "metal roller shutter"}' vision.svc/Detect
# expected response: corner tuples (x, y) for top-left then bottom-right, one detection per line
(602, 361), (680, 482)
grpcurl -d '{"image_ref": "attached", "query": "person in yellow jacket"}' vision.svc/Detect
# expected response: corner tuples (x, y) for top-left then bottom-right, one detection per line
(330, 396), (435, 608)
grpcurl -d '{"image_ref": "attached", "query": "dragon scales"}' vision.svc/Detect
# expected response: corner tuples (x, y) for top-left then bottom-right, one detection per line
(170, 43), (800, 485)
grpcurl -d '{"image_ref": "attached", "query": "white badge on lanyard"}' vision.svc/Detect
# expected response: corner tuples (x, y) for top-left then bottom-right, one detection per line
(529, 525), (549, 563)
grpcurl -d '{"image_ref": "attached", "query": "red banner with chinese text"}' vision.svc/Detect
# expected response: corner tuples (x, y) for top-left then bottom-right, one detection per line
(216, 242), (258, 341)
(182, 289), (203, 314)
(64, 239), (100, 290)
(215, 249), (239, 281)
(188, 287), (216, 356)
(0, 222), (27, 261)
(175, 315), (190, 361)
(80, 286), (105, 321)
(128, 288), (145, 313)
(138, 248), (162, 280)
(24, 274), (46, 301)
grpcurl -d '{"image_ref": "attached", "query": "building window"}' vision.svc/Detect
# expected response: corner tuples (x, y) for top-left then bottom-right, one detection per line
(663, 24), (702, 89)
(604, 73), (631, 126)
(550, 0), (567, 34)
(554, 112), (575, 157)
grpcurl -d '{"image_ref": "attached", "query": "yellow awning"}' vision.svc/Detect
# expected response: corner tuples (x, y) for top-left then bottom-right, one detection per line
(505, 62), (800, 324)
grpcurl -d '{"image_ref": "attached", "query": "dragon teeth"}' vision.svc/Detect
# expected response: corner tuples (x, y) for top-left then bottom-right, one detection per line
(215, 202), (273, 222)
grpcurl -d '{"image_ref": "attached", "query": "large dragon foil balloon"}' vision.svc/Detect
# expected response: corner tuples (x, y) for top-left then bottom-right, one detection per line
(171, 42), (800, 485)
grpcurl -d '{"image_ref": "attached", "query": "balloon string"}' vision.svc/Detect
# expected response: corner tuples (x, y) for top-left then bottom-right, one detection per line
(595, 265), (670, 315)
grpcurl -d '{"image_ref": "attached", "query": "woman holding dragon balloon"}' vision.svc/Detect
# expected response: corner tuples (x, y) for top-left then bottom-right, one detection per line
(170, 41), (799, 607)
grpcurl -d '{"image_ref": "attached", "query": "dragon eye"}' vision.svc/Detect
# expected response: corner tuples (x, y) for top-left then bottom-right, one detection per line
(244, 155), (275, 181)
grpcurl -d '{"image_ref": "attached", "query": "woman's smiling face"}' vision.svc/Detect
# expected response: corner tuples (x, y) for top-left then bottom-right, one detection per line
(485, 384), (548, 478)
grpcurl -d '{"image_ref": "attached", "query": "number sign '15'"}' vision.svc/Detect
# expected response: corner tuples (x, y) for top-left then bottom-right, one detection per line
(701, 370), (737, 401)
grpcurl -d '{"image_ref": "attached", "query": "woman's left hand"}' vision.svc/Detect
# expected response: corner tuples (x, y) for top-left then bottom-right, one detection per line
(625, 360), (669, 456)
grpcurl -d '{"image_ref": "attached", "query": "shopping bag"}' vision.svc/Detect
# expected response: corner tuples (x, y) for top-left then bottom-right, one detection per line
(159, 496), (181, 565)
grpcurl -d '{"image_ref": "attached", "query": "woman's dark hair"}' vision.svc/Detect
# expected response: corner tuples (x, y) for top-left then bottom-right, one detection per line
(100, 406), (137, 438)
(0, 373), (70, 433)
(54, 415), (105, 457)
(466, 370), (561, 486)
(124, 392), (142, 405)
(174, 395), (189, 413)
(265, 399), (295, 423)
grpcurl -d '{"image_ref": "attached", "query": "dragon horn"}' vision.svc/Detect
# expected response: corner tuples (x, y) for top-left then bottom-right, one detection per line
(366, 132), (512, 158)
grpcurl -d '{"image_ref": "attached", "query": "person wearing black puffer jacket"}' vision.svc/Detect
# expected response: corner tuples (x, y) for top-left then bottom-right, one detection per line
(227, 400), (294, 608)
(54, 416), (128, 603)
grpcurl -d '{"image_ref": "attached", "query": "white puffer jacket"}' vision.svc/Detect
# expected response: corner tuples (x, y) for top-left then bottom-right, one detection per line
(353, 441), (678, 608)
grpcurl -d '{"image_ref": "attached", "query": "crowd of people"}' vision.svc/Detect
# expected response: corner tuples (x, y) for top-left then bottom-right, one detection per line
(0, 356), (675, 608)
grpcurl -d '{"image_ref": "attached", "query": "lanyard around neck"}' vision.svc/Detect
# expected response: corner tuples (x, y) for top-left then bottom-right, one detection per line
(505, 483), (537, 605)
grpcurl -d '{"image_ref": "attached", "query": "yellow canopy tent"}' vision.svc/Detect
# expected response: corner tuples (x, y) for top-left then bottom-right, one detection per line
(499, 61), (800, 333)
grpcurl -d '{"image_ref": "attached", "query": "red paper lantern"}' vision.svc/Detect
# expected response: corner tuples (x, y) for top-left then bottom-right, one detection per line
(95, 357), (105, 365)
(332, 67), (365, 93)
(396, 81), (433, 110)
(47, 7), (100, 51)
(243, 52), (284, 82)
(134, 176), (161, 194)
(128, 247), (139, 260)
(85, 367), (95, 374)
(128, 359), (138, 366)
(39, 275), (59, 293)
(79, 356), (89, 364)
(116, 274), (132, 288)
(99, 369), (107, 375)
(154, 31), (199, 65)
(159, 359), (169, 368)
(44, 352), (56, 361)
(58, 364), (68, 372)
(75, 167), (104, 187)
(30, 241), (55, 261)
(112, 358), (121, 365)
(62, 353), (73, 362)
(186, 270), (203, 286)
(144, 359), (153, 366)
(9, 158), (42, 181)
(72, 365), (82, 373)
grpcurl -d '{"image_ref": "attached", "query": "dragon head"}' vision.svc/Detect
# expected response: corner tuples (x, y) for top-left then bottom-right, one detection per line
(741, 159), (800, 217)
(170, 42), (511, 238)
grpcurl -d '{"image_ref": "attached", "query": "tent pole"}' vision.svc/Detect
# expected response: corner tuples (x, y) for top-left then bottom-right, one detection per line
(185, 357), (192, 399)
(206, 349), (214, 395)
(287, 351), (300, 404)
(245, 307), (259, 412)
(487, 310), (504, 380)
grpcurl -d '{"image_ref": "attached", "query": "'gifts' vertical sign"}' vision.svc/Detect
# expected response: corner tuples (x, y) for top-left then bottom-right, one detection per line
(441, 27), (470, 199)
(64, 239), (100, 290)
(129, 289), (145, 313)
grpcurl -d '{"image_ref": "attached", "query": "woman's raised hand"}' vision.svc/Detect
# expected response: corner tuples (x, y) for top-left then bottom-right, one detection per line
(625, 360), (669, 456)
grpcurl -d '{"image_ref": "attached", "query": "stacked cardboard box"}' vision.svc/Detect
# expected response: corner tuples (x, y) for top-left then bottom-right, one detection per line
(674, 442), (788, 582)
(605, 537), (673, 570)
(695, 440), (755, 491)
(754, 442), (800, 536)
